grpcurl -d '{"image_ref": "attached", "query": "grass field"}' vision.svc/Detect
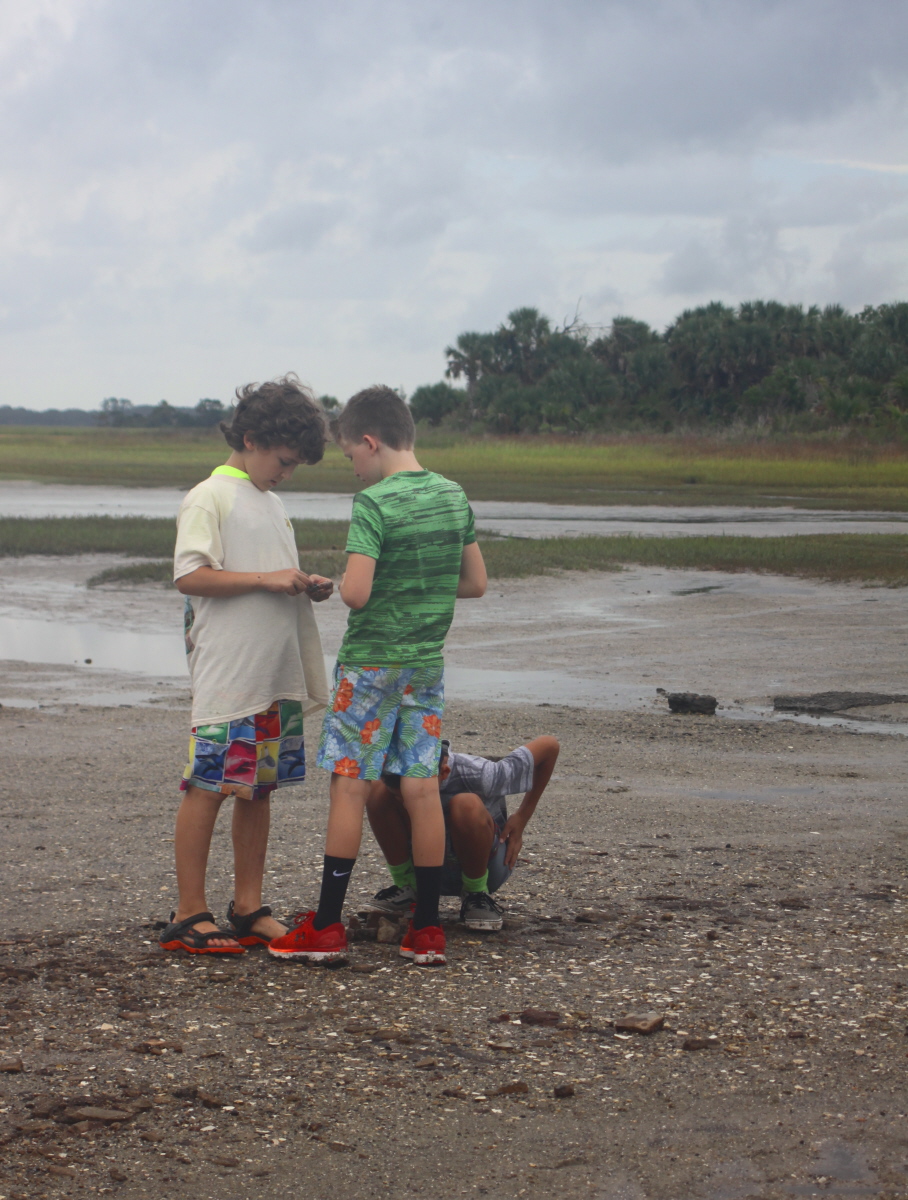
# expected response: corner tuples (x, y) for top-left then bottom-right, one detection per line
(0, 516), (350, 558)
(1, 427), (907, 509)
(9, 515), (899, 587)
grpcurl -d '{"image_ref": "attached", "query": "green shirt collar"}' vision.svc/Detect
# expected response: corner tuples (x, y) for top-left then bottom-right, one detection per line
(211, 465), (249, 480)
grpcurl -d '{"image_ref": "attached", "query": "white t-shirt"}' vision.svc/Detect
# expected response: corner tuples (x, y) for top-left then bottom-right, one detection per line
(173, 470), (329, 726)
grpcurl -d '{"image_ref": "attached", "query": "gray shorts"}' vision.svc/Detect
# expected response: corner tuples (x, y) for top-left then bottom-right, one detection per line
(440, 830), (512, 896)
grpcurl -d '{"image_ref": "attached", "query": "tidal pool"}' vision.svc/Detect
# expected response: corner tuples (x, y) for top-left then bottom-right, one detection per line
(1, 481), (906, 538)
(2, 611), (904, 736)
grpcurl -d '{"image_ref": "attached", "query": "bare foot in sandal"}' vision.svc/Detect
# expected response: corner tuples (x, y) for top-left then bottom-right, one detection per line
(226, 902), (286, 946)
(160, 911), (243, 954)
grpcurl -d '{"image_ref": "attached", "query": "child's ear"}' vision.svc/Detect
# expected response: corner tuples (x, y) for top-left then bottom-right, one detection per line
(362, 434), (380, 453)
(243, 432), (257, 451)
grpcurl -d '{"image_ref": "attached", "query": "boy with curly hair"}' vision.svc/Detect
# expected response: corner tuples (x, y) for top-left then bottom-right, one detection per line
(270, 386), (486, 965)
(159, 376), (332, 955)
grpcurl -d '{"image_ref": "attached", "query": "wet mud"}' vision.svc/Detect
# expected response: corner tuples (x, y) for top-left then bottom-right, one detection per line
(1, 701), (906, 1200)
(1, 557), (906, 1198)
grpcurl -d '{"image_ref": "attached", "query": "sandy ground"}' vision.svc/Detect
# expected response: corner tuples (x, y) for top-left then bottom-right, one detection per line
(0, 561), (906, 1200)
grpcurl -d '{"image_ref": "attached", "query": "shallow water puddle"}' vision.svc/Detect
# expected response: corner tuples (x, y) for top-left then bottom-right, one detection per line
(1, 613), (188, 676)
(0, 612), (645, 708)
(2, 611), (905, 735)
(2, 481), (907, 538)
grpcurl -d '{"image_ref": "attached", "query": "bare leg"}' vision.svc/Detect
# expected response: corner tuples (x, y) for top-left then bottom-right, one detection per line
(232, 797), (286, 940)
(173, 786), (238, 947)
(447, 792), (496, 878)
(325, 774), (371, 858)
(365, 781), (412, 865)
(399, 776), (445, 867)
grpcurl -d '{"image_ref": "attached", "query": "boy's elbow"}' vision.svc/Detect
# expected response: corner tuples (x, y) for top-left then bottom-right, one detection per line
(341, 584), (371, 610)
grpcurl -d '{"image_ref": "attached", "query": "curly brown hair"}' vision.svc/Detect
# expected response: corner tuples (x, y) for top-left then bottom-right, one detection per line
(220, 375), (327, 464)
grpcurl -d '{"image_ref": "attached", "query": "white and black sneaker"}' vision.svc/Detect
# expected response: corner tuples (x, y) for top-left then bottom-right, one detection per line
(460, 891), (504, 931)
(365, 884), (417, 916)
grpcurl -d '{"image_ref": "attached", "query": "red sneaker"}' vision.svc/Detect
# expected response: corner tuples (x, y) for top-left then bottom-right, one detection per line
(268, 911), (347, 962)
(399, 921), (446, 965)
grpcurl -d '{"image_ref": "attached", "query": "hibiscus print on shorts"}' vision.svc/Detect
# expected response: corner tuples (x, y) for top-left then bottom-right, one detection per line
(317, 663), (445, 781)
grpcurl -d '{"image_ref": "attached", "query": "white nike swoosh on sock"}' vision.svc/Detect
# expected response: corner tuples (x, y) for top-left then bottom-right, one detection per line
(332, 870), (351, 877)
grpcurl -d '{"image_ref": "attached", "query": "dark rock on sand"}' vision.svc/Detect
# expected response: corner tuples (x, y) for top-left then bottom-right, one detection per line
(615, 1012), (665, 1035)
(663, 692), (718, 715)
(519, 1008), (561, 1026)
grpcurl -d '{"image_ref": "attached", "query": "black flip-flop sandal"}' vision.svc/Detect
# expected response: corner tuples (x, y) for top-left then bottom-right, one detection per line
(159, 911), (245, 955)
(226, 901), (280, 946)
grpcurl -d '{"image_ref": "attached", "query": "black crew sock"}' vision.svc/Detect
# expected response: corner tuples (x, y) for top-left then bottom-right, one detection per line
(313, 855), (356, 930)
(412, 865), (442, 930)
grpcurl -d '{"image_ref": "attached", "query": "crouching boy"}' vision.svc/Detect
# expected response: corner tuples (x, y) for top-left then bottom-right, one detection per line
(365, 735), (560, 930)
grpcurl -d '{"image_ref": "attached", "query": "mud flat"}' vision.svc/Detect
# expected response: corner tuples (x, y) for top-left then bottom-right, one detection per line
(0, 565), (906, 1198)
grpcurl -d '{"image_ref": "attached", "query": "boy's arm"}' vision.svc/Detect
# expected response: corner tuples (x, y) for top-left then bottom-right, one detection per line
(456, 541), (487, 598)
(500, 736), (560, 868)
(339, 553), (376, 610)
(176, 565), (313, 598)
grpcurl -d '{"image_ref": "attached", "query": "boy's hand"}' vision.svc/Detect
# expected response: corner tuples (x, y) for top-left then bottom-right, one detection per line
(305, 574), (334, 601)
(261, 568), (312, 595)
(501, 814), (527, 869)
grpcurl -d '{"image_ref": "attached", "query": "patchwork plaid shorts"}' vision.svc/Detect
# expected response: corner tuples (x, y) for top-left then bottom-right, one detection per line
(181, 699), (306, 801)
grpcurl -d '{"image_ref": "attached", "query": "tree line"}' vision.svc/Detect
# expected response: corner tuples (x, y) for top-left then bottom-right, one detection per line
(409, 301), (908, 435)
(0, 394), (343, 429)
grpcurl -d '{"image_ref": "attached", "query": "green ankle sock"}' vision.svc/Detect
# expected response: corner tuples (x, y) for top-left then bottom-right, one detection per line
(388, 859), (417, 890)
(461, 871), (489, 895)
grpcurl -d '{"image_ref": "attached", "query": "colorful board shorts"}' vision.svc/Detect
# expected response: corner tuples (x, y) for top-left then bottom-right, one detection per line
(317, 662), (445, 781)
(181, 699), (305, 801)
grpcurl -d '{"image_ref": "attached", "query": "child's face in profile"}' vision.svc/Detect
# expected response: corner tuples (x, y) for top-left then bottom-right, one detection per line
(341, 436), (383, 487)
(243, 438), (304, 492)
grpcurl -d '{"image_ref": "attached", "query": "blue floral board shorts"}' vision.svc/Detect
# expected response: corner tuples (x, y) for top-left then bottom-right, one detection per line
(317, 662), (445, 781)
(181, 699), (306, 801)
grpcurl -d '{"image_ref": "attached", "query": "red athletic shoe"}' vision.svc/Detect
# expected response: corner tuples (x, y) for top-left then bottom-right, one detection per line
(399, 921), (446, 965)
(268, 911), (347, 962)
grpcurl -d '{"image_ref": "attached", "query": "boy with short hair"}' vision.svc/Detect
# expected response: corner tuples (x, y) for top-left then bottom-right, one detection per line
(270, 385), (486, 965)
(160, 376), (332, 954)
(366, 735), (560, 932)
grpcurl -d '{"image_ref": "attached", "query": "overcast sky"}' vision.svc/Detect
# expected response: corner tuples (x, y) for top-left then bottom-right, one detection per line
(2, 0), (907, 410)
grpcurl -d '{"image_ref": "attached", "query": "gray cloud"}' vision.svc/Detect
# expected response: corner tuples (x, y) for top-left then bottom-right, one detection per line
(0, 0), (906, 407)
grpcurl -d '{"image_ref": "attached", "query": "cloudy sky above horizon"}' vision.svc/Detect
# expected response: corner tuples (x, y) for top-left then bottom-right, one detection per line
(2, 0), (907, 411)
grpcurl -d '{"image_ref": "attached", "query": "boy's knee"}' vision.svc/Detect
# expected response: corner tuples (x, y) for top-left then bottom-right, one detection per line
(448, 792), (493, 832)
(399, 776), (441, 804)
(182, 785), (225, 809)
(365, 780), (391, 810)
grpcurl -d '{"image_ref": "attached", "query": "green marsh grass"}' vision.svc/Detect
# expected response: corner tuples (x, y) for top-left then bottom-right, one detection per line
(86, 550), (348, 588)
(0, 515), (350, 557)
(15, 512), (899, 589)
(2, 427), (907, 508)
(481, 532), (908, 586)
(87, 561), (175, 587)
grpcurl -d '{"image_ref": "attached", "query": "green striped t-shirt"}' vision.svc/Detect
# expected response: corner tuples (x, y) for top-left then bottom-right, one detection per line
(337, 470), (476, 667)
